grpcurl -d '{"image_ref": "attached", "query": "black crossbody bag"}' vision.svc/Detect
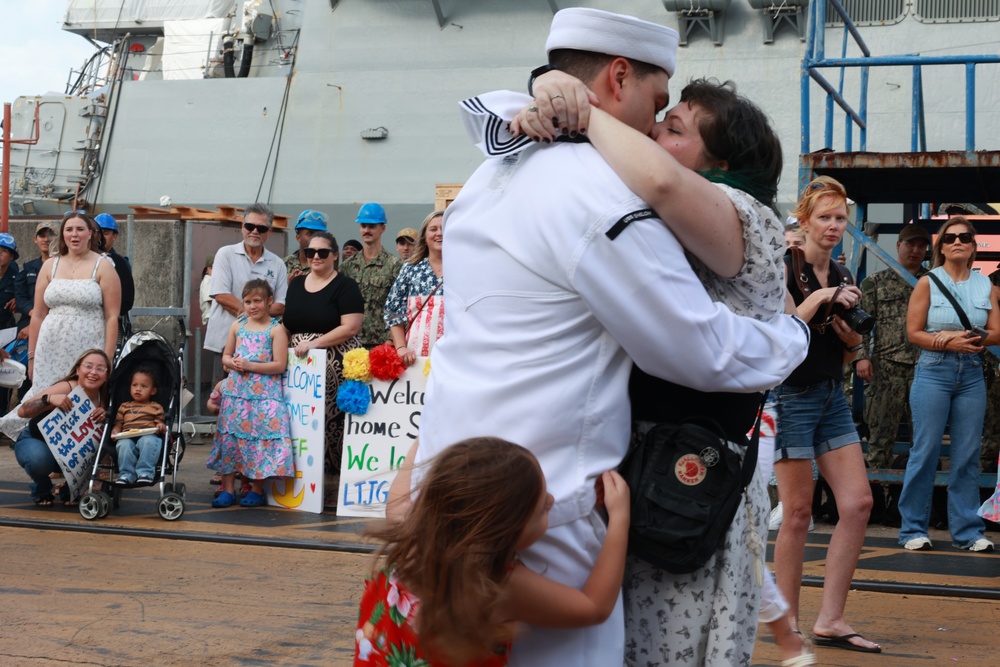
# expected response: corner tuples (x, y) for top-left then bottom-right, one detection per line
(619, 394), (766, 574)
(925, 272), (997, 389)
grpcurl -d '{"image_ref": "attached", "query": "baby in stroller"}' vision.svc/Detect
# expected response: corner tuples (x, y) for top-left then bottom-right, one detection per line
(112, 364), (166, 484)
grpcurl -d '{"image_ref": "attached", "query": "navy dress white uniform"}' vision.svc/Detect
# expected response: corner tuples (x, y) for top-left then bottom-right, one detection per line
(417, 88), (809, 667)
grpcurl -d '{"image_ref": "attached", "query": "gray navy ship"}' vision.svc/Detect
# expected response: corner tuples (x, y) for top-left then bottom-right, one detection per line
(4, 0), (1000, 239)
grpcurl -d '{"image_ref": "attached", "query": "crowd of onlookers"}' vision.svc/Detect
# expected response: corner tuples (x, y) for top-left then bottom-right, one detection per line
(198, 202), (443, 508)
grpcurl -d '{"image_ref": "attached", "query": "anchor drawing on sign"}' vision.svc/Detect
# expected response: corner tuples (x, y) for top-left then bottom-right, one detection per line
(271, 470), (305, 508)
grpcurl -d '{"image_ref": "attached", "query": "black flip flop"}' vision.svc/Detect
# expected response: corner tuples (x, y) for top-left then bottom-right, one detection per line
(813, 633), (881, 653)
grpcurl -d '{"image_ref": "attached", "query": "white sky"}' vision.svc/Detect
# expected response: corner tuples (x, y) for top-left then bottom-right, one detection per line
(0, 0), (97, 108)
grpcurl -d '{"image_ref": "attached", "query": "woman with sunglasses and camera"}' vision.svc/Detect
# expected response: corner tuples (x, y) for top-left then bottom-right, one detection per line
(384, 210), (444, 366)
(282, 231), (364, 508)
(899, 216), (999, 553)
(773, 176), (882, 654)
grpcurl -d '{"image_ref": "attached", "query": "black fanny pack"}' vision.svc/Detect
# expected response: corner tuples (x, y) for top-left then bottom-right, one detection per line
(619, 398), (764, 574)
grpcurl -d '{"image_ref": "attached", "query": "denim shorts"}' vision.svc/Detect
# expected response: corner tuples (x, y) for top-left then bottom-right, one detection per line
(774, 379), (859, 461)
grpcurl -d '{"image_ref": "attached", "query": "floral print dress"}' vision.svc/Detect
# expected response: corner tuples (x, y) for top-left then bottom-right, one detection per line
(207, 316), (294, 479)
(354, 566), (510, 667)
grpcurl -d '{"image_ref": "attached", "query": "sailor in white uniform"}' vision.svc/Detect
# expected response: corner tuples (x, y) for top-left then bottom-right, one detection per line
(412, 9), (811, 666)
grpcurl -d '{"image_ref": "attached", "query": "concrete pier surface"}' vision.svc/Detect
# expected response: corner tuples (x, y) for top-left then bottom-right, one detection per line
(0, 440), (996, 666)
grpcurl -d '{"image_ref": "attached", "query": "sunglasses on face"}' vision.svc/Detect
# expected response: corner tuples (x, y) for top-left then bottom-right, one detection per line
(243, 222), (271, 234)
(941, 232), (974, 245)
(304, 247), (334, 259)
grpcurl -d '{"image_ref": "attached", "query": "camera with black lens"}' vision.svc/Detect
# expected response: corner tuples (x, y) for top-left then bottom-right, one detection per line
(832, 304), (875, 335)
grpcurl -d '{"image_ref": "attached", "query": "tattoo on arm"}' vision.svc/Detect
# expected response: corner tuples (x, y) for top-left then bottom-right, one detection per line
(22, 396), (48, 416)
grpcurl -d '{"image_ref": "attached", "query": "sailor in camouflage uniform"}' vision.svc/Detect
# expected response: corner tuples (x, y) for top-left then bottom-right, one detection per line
(340, 202), (401, 349)
(854, 225), (930, 470)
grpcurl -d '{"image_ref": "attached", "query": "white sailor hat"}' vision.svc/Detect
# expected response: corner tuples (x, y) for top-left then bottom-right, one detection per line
(546, 8), (679, 77)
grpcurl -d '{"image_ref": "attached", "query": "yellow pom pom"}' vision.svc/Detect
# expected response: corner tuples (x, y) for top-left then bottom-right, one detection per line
(343, 348), (372, 382)
(423, 357), (431, 378)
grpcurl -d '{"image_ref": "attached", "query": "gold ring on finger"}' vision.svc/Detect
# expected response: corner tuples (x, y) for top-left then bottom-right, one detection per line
(552, 95), (564, 100)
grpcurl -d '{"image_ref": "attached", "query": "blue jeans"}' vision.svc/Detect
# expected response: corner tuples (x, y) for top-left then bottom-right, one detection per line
(13, 429), (61, 501)
(116, 435), (162, 482)
(899, 351), (986, 548)
(773, 379), (859, 461)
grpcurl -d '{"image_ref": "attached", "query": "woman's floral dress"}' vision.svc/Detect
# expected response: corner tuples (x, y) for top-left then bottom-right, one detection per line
(354, 567), (510, 667)
(383, 258), (444, 357)
(206, 316), (293, 479)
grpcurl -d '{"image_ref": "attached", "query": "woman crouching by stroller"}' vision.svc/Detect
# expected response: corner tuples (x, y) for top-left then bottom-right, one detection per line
(13, 349), (110, 506)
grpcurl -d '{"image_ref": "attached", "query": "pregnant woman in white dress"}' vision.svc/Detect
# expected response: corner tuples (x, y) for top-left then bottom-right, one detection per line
(0, 211), (120, 439)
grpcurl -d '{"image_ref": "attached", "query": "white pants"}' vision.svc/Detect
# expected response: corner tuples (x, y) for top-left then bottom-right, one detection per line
(756, 423), (791, 624)
(508, 510), (625, 666)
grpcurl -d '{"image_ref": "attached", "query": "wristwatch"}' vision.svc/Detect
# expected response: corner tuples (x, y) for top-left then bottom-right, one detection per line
(847, 343), (864, 353)
(528, 64), (559, 96)
(41, 394), (49, 406)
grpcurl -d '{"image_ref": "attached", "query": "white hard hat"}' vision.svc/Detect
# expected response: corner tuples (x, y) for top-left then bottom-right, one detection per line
(0, 359), (26, 389)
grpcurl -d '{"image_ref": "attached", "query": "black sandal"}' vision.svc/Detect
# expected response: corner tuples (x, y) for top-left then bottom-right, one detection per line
(33, 493), (55, 507)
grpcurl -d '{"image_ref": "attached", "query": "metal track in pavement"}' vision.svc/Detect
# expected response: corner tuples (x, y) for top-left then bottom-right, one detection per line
(3, 516), (998, 600)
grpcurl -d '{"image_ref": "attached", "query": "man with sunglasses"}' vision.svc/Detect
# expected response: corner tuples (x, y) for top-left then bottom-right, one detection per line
(203, 203), (288, 378)
(854, 224), (930, 524)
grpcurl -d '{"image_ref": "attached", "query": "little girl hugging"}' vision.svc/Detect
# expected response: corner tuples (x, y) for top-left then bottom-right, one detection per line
(207, 279), (294, 508)
(354, 437), (630, 666)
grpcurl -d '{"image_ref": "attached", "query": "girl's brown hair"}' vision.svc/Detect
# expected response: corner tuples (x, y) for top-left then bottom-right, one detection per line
(57, 211), (101, 255)
(931, 215), (978, 269)
(241, 278), (273, 300)
(408, 210), (444, 265)
(58, 348), (112, 407)
(367, 437), (544, 664)
(791, 175), (850, 225)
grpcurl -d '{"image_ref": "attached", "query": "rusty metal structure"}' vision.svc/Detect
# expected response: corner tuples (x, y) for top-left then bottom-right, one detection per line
(798, 0), (1000, 281)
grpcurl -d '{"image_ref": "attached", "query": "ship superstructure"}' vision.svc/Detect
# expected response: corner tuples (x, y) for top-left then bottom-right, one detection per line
(3, 0), (999, 239)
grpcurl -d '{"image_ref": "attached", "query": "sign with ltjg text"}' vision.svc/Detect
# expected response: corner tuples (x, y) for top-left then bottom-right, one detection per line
(39, 386), (103, 500)
(337, 359), (426, 517)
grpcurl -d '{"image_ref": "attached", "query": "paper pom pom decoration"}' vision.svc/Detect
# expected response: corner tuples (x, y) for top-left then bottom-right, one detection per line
(342, 348), (372, 382)
(369, 342), (407, 381)
(337, 380), (371, 415)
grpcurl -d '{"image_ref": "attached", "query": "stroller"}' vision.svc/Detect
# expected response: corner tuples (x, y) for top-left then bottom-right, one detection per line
(79, 328), (188, 521)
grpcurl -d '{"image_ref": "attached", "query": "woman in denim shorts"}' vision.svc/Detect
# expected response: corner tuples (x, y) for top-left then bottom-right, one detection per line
(773, 177), (881, 654)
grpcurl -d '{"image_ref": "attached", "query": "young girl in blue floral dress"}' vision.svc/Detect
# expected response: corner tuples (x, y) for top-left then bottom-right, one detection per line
(207, 279), (294, 508)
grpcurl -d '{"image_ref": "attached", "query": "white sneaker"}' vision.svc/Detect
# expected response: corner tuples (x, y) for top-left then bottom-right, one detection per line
(768, 502), (783, 530)
(966, 538), (995, 552)
(768, 502), (814, 531)
(904, 536), (933, 551)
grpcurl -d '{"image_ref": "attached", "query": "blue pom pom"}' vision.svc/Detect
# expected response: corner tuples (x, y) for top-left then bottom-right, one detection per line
(336, 380), (371, 415)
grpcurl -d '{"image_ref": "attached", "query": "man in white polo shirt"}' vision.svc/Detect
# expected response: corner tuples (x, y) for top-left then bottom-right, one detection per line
(410, 8), (811, 667)
(203, 203), (288, 378)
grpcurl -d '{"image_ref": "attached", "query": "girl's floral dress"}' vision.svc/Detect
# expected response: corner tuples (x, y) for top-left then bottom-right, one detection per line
(354, 566), (510, 667)
(207, 316), (294, 479)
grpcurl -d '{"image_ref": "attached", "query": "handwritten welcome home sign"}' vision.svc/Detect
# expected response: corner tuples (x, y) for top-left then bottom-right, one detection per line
(266, 349), (326, 514)
(39, 386), (103, 500)
(337, 359), (426, 518)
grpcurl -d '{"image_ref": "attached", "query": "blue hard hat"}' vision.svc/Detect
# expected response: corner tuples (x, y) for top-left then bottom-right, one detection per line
(0, 233), (18, 260)
(295, 209), (329, 232)
(95, 213), (118, 232)
(356, 202), (387, 225)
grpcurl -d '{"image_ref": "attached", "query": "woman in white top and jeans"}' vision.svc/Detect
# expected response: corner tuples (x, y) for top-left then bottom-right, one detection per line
(898, 216), (999, 552)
